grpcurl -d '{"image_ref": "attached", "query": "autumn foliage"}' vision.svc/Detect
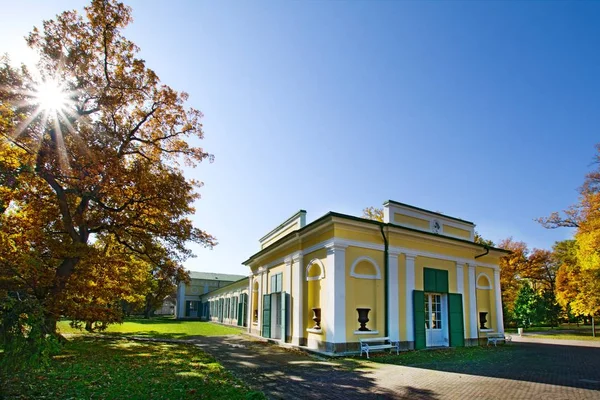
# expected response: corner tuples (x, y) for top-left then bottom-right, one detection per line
(0, 0), (215, 342)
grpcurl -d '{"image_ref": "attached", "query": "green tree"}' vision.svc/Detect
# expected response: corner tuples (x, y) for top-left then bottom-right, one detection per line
(474, 232), (495, 247)
(513, 282), (543, 328)
(497, 238), (529, 323)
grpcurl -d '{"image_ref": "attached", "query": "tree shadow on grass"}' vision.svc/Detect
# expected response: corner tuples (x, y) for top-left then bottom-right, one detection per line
(1, 336), (263, 400)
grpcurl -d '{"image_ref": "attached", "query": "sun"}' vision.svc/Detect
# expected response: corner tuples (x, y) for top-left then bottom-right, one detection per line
(34, 78), (70, 116)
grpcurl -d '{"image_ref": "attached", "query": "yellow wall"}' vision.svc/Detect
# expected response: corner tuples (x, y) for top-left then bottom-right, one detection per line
(443, 224), (471, 239)
(344, 247), (385, 341)
(394, 213), (430, 230)
(388, 235), (475, 260)
(301, 229), (334, 250)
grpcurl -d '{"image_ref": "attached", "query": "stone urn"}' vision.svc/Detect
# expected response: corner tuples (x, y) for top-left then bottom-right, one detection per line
(311, 307), (321, 330)
(479, 312), (488, 329)
(356, 308), (371, 331)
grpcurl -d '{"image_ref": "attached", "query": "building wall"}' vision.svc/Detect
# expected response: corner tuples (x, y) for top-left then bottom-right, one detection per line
(243, 212), (505, 354)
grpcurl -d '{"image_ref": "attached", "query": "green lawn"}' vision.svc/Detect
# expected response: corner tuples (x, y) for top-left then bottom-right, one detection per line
(1, 337), (264, 400)
(345, 345), (515, 368)
(58, 317), (244, 339)
(505, 324), (600, 341)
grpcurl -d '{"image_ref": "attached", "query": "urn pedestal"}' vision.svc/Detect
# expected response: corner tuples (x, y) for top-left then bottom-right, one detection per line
(311, 307), (321, 330)
(479, 312), (488, 329)
(356, 308), (371, 331)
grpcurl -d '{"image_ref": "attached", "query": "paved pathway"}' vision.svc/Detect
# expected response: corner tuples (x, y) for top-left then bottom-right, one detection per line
(186, 335), (600, 400)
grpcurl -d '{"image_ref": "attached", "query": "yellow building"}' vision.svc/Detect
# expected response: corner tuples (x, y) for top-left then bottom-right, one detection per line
(237, 200), (508, 354)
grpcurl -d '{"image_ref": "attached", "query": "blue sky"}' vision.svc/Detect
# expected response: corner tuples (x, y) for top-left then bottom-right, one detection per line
(3, 1), (599, 275)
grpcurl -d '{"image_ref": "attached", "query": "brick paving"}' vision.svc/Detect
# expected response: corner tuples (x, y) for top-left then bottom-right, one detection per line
(188, 335), (600, 399)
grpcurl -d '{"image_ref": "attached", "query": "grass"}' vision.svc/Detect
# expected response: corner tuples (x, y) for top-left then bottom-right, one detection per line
(505, 323), (600, 341)
(349, 345), (515, 368)
(58, 317), (244, 339)
(0, 337), (265, 400)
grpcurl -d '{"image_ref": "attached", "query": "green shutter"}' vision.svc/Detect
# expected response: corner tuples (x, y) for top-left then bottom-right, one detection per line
(424, 268), (449, 293)
(424, 268), (437, 292)
(436, 270), (449, 293)
(262, 293), (271, 338)
(281, 291), (289, 342)
(242, 294), (248, 327)
(448, 293), (465, 347)
(413, 290), (426, 350)
(237, 298), (244, 326)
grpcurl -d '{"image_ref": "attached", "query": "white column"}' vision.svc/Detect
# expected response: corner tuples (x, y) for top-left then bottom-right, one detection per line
(176, 282), (186, 319)
(257, 269), (265, 334)
(247, 276), (253, 333)
(405, 253), (416, 343)
(456, 263), (465, 336)
(494, 269), (504, 333)
(388, 252), (400, 341)
(468, 263), (478, 340)
(292, 253), (304, 345)
(326, 243), (347, 347)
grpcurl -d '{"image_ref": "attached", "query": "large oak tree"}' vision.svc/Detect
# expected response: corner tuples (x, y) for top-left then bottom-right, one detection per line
(0, 0), (215, 335)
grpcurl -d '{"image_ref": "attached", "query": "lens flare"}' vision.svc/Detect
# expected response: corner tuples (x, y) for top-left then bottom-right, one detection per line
(34, 79), (70, 115)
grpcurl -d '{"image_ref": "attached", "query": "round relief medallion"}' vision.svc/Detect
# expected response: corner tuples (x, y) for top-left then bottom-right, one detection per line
(191, 287), (199, 294)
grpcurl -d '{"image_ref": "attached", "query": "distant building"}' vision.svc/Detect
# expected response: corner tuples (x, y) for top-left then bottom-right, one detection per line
(155, 297), (176, 315)
(176, 271), (247, 319)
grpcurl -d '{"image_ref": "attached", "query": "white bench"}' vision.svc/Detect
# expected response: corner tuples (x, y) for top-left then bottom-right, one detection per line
(359, 337), (400, 359)
(486, 332), (512, 346)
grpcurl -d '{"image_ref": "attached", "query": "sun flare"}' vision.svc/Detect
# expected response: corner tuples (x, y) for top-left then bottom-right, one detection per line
(34, 79), (70, 115)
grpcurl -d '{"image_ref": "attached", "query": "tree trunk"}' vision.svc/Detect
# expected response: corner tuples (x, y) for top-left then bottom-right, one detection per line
(144, 298), (154, 319)
(593, 316), (596, 338)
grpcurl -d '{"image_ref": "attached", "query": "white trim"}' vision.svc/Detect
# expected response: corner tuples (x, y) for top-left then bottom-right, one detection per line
(331, 237), (499, 271)
(353, 330), (380, 335)
(349, 256), (382, 280)
(405, 254), (416, 343)
(468, 264), (478, 339)
(303, 238), (335, 257)
(456, 263), (465, 339)
(326, 244), (346, 344)
(476, 273), (492, 290)
(494, 269), (505, 334)
(292, 254), (304, 345)
(306, 328), (323, 334)
(306, 258), (326, 281)
(480, 328), (494, 333)
(255, 237), (499, 276)
(387, 253), (399, 342)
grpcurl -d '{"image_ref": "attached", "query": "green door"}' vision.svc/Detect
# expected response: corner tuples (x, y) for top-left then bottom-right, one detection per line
(238, 294), (248, 326)
(281, 292), (289, 342)
(413, 290), (426, 350)
(262, 293), (271, 338)
(448, 293), (465, 347)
